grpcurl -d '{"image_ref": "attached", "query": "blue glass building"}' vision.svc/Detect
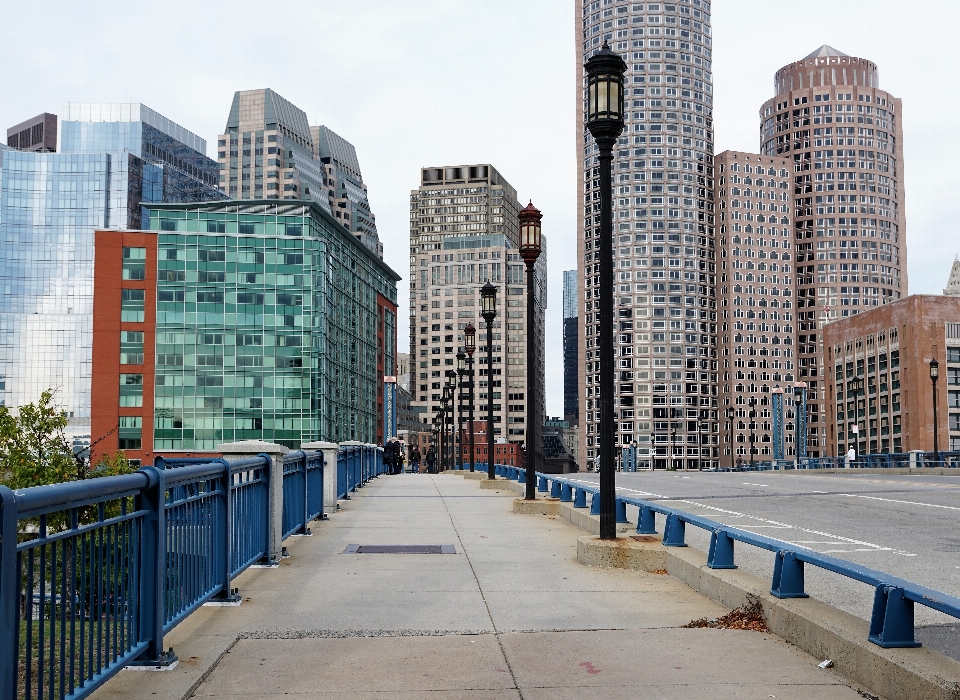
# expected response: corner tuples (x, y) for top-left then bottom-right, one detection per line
(0, 103), (223, 425)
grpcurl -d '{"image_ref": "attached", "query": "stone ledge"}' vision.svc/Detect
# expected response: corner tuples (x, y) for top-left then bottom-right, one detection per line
(479, 478), (511, 490)
(577, 535), (666, 571)
(513, 498), (561, 516)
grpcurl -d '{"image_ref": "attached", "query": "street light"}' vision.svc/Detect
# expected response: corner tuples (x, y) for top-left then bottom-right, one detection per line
(519, 200), (543, 500)
(481, 282), (498, 479)
(446, 370), (457, 471)
(434, 410), (443, 474)
(457, 350), (466, 470)
(725, 406), (735, 470)
(930, 358), (940, 456)
(442, 384), (452, 471)
(585, 41), (626, 541)
(748, 397), (757, 470)
(464, 323), (477, 472)
(848, 377), (863, 462)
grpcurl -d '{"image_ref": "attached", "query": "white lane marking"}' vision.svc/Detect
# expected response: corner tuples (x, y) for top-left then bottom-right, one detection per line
(563, 477), (915, 555)
(840, 494), (960, 512)
(743, 482), (769, 487)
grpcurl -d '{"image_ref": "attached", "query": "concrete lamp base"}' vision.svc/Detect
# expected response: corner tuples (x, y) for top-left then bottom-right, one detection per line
(577, 535), (667, 572)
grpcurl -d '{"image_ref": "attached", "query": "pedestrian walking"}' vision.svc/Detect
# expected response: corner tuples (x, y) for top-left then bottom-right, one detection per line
(410, 445), (421, 474)
(425, 445), (437, 474)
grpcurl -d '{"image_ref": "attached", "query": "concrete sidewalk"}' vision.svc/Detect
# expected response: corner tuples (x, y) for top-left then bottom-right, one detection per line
(95, 473), (865, 700)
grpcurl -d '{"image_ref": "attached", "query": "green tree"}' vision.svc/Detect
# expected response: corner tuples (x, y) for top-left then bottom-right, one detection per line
(0, 390), (134, 490)
(0, 390), (75, 489)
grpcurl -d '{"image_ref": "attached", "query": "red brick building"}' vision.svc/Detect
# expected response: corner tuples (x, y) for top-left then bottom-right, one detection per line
(823, 295), (960, 456)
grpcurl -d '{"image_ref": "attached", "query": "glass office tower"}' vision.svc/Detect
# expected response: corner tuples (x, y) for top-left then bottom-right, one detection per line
(576, 0), (717, 469)
(90, 200), (400, 461)
(0, 103), (222, 430)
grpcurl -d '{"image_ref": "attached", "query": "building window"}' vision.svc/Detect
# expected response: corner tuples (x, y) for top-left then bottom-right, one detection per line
(118, 416), (142, 450)
(122, 247), (147, 280)
(120, 332), (144, 365)
(121, 289), (145, 322)
(119, 374), (143, 407)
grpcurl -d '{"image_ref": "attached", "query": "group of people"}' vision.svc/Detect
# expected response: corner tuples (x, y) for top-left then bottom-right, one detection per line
(382, 438), (438, 474)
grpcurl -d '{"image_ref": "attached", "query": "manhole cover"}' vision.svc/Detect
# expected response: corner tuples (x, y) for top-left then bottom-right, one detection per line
(631, 535), (659, 543)
(343, 544), (456, 554)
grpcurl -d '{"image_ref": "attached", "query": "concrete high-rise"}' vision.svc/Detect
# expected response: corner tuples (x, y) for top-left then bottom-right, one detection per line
(0, 103), (223, 430)
(759, 46), (907, 457)
(563, 270), (579, 424)
(408, 165), (546, 447)
(715, 151), (797, 464)
(217, 89), (382, 258)
(576, 0), (717, 470)
(6, 113), (57, 152)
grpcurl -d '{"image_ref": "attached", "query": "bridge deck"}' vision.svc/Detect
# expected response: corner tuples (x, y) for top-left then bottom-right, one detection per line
(93, 473), (861, 699)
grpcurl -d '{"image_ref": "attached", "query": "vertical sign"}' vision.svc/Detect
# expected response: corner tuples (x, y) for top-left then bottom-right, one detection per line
(794, 382), (808, 463)
(772, 388), (784, 461)
(384, 376), (397, 440)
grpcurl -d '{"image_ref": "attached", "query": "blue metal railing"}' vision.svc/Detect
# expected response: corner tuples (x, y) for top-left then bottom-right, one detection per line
(532, 471), (960, 649)
(1, 442), (390, 699)
(281, 451), (324, 539)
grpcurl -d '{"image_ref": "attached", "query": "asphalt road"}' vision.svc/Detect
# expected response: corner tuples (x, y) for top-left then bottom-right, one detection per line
(569, 469), (960, 658)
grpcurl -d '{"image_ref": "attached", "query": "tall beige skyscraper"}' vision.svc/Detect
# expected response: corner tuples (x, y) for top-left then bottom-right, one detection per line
(759, 46), (907, 457)
(408, 165), (546, 448)
(576, 0), (717, 470)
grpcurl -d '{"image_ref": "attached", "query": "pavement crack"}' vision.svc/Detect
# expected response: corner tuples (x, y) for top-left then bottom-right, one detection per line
(430, 475), (526, 700)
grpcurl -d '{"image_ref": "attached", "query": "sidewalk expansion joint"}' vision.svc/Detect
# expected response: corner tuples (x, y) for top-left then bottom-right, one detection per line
(430, 475), (527, 700)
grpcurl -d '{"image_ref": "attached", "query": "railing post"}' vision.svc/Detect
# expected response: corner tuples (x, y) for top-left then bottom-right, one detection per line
(550, 480), (562, 498)
(210, 459), (240, 602)
(560, 483), (573, 502)
(770, 550), (810, 598)
(302, 441), (339, 514)
(869, 585), (921, 648)
(132, 467), (177, 667)
(636, 505), (657, 534)
(0, 486), (19, 697)
(218, 441), (290, 566)
(537, 476), (548, 492)
(615, 499), (630, 524)
(663, 513), (687, 547)
(707, 529), (737, 569)
(574, 488), (587, 509)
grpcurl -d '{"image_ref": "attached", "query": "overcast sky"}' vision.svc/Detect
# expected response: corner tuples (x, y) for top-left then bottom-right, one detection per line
(2, 0), (957, 417)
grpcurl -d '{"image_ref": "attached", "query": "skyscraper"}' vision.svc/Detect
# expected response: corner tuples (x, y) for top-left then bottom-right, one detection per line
(217, 89), (382, 258)
(408, 165), (546, 446)
(563, 269), (579, 423)
(759, 46), (907, 457)
(715, 151), (797, 464)
(576, 0), (717, 470)
(0, 103), (222, 429)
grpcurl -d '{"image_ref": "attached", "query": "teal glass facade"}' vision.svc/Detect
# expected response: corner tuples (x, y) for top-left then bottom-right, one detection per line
(146, 201), (399, 450)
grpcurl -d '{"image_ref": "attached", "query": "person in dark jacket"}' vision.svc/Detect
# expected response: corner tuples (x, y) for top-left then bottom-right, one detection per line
(425, 445), (437, 474)
(410, 445), (422, 474)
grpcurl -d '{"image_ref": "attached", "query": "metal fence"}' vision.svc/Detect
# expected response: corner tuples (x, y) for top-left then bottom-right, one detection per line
(0, 440), (384, 700)
(525, 469), (960, 649)
(710, 450), (960, 471)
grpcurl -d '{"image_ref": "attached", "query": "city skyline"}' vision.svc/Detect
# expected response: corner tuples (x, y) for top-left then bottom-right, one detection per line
(2, 0), (958, 418)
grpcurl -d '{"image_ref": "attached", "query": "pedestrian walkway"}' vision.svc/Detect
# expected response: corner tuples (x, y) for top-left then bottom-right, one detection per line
(94, 474), (864, 699)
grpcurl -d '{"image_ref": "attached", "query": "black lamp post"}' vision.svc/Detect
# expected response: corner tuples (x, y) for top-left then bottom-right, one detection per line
(465, 323), (477, 472)
(726, 407), (735, 470)
(584, 41), (626, 540)
(441, 385), (451, 471)
(446, 370), (457, 471)
(930, 358), (940, 456)
(748, 397), (757, 470)
(519, 201), (543, 500)
(457, 350), (466, 470)
(434, 410), (443, 474)
(848, 377), (862, 461)
(481, 282), (498, 479)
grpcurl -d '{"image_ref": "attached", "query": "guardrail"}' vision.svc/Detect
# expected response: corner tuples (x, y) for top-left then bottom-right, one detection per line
(0, 441), (389, 700)
(524, 470), (960, 650)
(282, 451), (324, 539)
(335, 444), (386, 498)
